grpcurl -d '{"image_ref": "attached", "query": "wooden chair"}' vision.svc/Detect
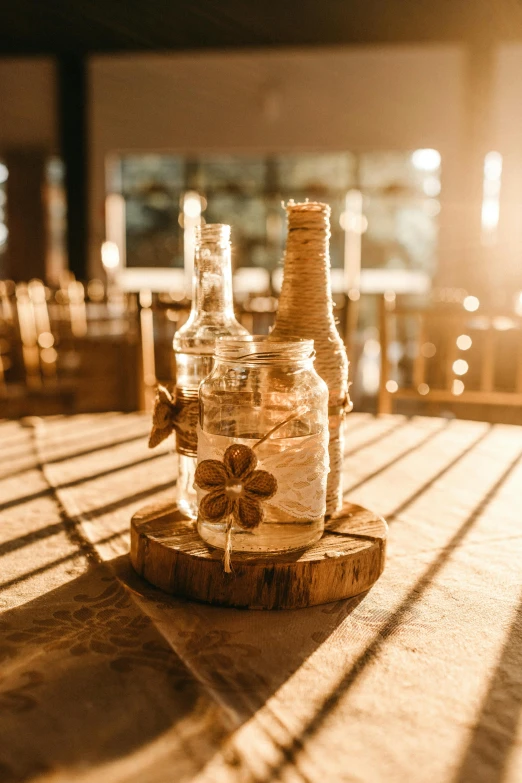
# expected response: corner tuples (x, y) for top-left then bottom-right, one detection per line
(335, 291), (360, 357)
(0, 280), (17, 394)
(378, 295), (522, 417)
(137, 291), (191, 411)
(0, 280), (78, 416)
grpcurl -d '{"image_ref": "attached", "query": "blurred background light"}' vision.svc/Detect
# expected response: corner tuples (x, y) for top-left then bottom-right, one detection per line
(456, 334), (472, 350)
(183, 191), (202, 219)
(421, 341), (436, 358)
(364, 338), (381, 358)
(388, 340), (404, 363)
(452, 379), (465, 396)
(453, 359), (469, 375)
(37, 331), (55, 348)
(463, 295), (480, 312)
(87, 279), (105, 301)
(492, 316), (515, 331)
(481, 199), (500, 231)
(101, 241), (120, 269)
(411, 149), (441, 172)
(41, 347), (58, 364)
(422, 176), (441, 197)
(484, 150), (503, 181)
(481, 151), (503, 244)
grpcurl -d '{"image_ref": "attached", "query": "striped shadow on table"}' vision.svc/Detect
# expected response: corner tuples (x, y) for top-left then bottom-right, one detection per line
(453, 591), (522, 783)
(233, 444), (522, 783)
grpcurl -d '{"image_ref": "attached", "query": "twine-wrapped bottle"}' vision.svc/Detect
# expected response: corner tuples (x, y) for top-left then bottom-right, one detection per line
(269, 201), (350, 516)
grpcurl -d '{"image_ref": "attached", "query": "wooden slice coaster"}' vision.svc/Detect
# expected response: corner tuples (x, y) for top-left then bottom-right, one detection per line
(130, 501), (387, 610)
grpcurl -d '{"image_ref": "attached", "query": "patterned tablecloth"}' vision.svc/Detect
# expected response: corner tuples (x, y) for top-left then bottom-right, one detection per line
(1, 412), (522, 783)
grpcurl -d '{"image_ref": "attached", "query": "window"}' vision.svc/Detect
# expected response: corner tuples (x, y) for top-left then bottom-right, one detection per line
(109, 150), (440, 282)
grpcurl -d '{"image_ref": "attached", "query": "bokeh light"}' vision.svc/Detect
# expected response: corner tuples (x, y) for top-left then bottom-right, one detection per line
(41, 347), (58, 364)
(411, 149), (441, 172)
(453, 359), (469, 376)
(452, 379), (465, 396)
(183, 191), (202, 219)
(492, 317), (515, 331)
(422, 176), (441, 197)
(463, 295), (480, 312)
(38, 332), (55, 349)
(484, 151), (503, 181)
(456, 334), (472, 350)
(364, 338), (381, 358)
(421, 342), (436, 358)
(101, 241), (120, 269)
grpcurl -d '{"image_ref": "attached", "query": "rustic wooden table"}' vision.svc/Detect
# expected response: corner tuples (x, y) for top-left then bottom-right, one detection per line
(1, 412), (522, 783)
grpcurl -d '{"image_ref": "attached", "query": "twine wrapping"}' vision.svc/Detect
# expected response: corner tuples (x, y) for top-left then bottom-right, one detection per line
(149, 385), (200, 455)
(269, 201), (350, 516)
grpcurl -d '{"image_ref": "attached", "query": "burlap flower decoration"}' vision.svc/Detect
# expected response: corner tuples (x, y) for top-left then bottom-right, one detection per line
(195, 443), (277, 529)
(148, 386), (174, 448)
(148, 385), (199, 451)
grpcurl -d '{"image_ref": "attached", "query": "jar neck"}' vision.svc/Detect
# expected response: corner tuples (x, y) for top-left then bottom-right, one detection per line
(215, 337), (315, 368)
(214, 356), (314, 371)
(192, 224), (234, 318)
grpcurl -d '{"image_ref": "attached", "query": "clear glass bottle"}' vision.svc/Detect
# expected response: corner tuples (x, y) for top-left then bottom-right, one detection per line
(197, 336), (329, 553)
(173, 224), (249, 518)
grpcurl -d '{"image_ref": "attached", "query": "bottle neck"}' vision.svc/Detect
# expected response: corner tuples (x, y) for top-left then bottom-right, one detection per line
(191, 238), (234, 318)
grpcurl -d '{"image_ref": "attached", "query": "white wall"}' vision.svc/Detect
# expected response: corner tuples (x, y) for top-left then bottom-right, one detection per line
(0, 58), (58, 152)
(89, 46), (467, 277)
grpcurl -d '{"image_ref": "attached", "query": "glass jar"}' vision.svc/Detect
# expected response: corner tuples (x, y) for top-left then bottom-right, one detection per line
(196, 336), (329, 554)
(173, 224), (249, 518)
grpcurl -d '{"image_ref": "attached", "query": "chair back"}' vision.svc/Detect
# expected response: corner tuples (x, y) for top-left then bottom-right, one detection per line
(378, 295), (522, 415)
(137, 290), (191, 411)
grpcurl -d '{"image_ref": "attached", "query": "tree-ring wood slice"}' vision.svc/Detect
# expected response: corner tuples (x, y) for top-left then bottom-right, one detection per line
(130, 500), (387, 610)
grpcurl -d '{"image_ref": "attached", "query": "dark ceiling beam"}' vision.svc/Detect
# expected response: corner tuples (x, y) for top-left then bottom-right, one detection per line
(2, 0), (522, 56)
